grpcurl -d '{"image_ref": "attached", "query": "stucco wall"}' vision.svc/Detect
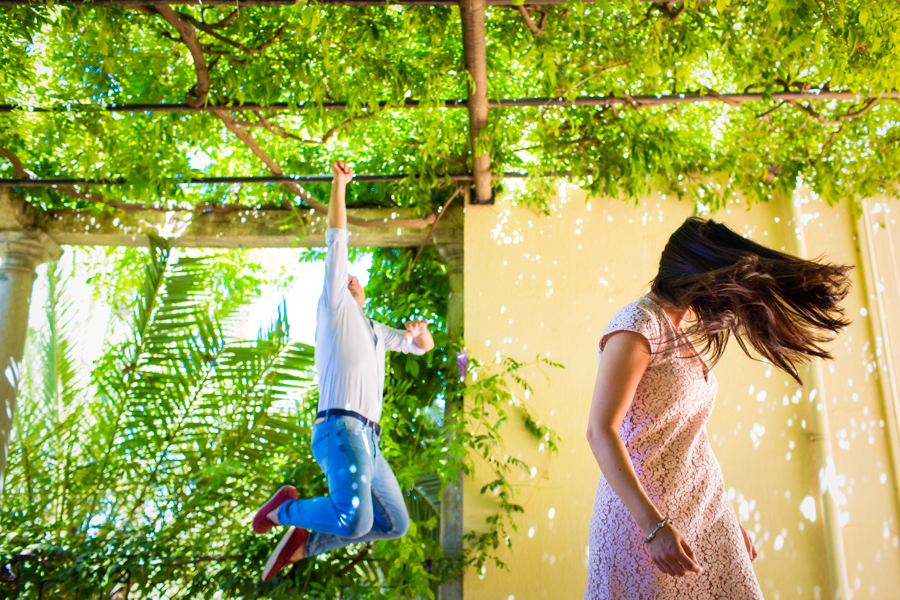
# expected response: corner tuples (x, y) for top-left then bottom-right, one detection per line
(462, 185), (900, 599)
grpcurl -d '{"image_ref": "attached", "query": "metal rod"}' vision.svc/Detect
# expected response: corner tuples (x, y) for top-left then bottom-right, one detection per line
(1, 91), (890, 115)
(0, 0), (684, 6)
(0, 172), (541, 188)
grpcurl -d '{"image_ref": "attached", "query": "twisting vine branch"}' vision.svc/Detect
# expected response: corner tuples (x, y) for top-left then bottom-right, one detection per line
(142, 6), (211, 106)
(177, 10), (285, 55)
(0, 146), (28, 177)
(133, 4), (437, 229)
(515, 5), (547, 36)
(819, 123), (845, 158)
(787, 97), (880, 126)
(212, 109), (436, 228)
(405, 185), (463, 277)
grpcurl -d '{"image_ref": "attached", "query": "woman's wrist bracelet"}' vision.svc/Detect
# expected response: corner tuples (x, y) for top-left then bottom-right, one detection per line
(642, 517), (673, 544)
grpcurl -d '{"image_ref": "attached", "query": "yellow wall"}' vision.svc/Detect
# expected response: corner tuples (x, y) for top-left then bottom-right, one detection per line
(463, 186), (900, 599)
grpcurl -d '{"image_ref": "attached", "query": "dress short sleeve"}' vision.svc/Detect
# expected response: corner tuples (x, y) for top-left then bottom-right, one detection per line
(599, 298), (666, 363)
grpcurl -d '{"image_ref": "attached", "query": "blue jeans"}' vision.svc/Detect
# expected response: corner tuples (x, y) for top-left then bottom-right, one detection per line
(276, 416), (410, 557)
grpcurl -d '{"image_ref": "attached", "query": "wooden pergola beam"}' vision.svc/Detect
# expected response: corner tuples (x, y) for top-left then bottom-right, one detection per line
(459, 0), (492, 205)
(41, 207), (434, 248)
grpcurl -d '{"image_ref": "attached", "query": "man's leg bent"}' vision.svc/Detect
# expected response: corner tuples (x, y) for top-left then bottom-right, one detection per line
(304, 430), (410, 557)
(277, 418), (375, 538)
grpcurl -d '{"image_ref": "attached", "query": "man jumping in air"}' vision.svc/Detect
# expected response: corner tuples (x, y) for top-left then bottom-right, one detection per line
(251, 160), (435, 582)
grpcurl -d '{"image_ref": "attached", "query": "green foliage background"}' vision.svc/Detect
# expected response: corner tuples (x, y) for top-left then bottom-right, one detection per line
(1, 0), (899, 216)
(1, 242), (557, 599)
(2, 0), (898, 596)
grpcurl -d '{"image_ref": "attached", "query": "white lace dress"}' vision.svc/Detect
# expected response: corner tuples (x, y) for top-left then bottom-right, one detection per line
(585, 297), (764, 599)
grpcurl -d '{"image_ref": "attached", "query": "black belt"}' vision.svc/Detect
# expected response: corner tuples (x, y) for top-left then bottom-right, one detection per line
(316, 409), (382, 436)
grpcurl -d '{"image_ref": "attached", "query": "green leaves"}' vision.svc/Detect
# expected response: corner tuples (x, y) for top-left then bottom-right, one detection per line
(2, 244), (316, 598)
(3, 1), (899, 215)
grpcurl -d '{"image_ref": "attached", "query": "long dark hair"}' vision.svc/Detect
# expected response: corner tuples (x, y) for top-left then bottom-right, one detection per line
(650, 217), (852, 384)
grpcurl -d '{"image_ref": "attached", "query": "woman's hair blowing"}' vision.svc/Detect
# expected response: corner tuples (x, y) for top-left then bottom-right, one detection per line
(650, 217), (852, 384)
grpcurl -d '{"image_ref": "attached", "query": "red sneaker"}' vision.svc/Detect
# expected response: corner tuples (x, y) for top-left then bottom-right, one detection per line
(252, 485), (299, 534)
(262, 526), (309, 583)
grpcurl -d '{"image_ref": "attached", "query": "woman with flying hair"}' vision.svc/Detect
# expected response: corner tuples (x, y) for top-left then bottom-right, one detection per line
(584, 217), (852, 599)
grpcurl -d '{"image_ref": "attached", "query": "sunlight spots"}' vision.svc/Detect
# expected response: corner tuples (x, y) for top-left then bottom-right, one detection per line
(750, 423), (766, 449)
(860, 307), (868, 317)
(800, 496), (817, 522)
(756, 390), (767, 402)
(548, 507), (555, 519)
(352, 496), (360, 508)
(774, 535), (784, 551)
(528, 527), (535, 538)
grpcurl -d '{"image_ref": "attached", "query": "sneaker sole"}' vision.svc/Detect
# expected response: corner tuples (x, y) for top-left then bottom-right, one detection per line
(253, 485), (298, 534)
(262, 526), (297, 583)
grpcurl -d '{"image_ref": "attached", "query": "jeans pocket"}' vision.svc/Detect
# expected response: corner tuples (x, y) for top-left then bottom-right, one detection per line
(311, 423), (331, 468)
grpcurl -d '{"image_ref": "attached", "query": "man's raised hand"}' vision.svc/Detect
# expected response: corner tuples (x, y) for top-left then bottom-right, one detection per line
(404, 320), (429, 339)
(331, 160), (353, 187)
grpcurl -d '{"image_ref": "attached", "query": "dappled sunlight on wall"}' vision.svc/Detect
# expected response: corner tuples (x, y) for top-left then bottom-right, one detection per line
(463, 185), (900, 600)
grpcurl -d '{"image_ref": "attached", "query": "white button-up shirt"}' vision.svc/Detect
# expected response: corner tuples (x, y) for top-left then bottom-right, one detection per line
(315, 228), (426, 422)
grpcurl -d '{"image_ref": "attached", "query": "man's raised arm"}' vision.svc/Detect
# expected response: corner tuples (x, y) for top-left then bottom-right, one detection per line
(322, 160), (353, 309)
(327, 160), (352, 229)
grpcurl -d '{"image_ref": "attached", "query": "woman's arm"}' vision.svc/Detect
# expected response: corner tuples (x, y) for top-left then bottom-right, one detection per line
(586, 331), (702, 577)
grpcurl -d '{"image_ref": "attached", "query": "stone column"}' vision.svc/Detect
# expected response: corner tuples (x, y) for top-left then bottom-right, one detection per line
(434, 205), (465, 600)
(0, 229), (62, 493)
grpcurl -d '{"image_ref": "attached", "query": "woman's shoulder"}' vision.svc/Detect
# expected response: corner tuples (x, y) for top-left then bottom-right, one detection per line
(600, 298), (666, 354)
(607, 297), (662, 328)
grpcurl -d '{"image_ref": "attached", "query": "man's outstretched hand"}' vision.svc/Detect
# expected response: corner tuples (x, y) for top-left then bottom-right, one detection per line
(404, 320), (430, 339)
(331, 160), (353, 187)
(404, 320), (435, 352)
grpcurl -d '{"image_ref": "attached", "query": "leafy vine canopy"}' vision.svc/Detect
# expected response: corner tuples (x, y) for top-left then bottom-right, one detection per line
(1, 0), (899, 216)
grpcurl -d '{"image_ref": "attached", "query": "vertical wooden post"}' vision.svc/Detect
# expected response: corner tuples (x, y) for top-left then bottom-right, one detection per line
(458, 0), (492, 205)
(434, 205), (465, 600)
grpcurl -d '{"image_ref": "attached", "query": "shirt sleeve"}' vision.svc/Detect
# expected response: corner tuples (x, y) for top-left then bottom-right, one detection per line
(599, 301), (665, 363)
(381, 323), (428, 355)
(323, 228), (350, 310)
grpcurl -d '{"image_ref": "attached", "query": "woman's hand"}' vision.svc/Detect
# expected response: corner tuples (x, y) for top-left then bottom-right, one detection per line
(331, 160), (353, 186)
(646, 524), (703, 577)
(739, 523), (758, 563)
